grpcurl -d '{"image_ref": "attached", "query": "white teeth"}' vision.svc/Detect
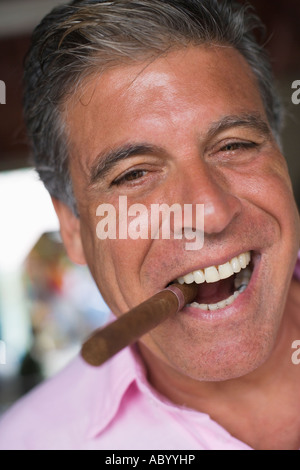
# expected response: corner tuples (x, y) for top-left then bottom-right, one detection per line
(208, 303), (219, 311)
(177, 251), (251, 286)
(238, 253), (247, 269)
(230, 256), (242, 273)
(189, 284), (247, 312)
(182, 272), (195, 284)
(218, 261), (234, 280)
(217, 299), (227, 309)
(204, 266), (220, 283)
(191, 302), (207, 310)
(193, 269), (205, 284)
(177, 251), (252, 312)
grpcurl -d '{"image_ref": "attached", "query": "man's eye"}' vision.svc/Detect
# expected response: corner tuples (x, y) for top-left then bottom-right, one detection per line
(220, 142), (258, 152)
(112, 169), (148, 186)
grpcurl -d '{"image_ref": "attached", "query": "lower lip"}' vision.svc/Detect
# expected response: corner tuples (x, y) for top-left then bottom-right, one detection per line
(180, 252), (261, 323)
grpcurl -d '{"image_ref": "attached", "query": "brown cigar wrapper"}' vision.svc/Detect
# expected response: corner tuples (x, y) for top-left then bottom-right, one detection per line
(81, 282), (198, 367)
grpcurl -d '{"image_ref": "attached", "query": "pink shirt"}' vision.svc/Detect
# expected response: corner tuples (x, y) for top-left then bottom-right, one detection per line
(0, 252), (299, 450)
(0, 346), (251, 450)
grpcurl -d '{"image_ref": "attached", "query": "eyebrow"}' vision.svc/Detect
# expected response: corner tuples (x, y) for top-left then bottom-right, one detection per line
(206, 113), (272, 140)
(89, 143), (163, 185)
(88, 113), (271, 186)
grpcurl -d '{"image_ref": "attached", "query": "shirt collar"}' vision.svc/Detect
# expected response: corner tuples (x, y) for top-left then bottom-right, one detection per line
(86, 339), (145, 439)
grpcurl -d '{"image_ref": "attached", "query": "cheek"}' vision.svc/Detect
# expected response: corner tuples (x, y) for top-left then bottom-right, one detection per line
(261, 158), (299, 254)
(227, 151), (299, 240)
(80, 208), (155, 312)
(109, 238), (152, 297)
(79, 211), (104, 275)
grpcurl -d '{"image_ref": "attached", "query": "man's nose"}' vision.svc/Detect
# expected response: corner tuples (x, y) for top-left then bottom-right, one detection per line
(178, 162), (242, 235)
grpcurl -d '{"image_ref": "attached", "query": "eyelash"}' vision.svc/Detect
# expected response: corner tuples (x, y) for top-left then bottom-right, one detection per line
(111, 141), (258, 186)
(112, 169), (148, 186)
(219, 141), (258, 153)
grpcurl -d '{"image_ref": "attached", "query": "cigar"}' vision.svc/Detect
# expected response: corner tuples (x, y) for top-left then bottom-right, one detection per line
(81, 282), (198, 367)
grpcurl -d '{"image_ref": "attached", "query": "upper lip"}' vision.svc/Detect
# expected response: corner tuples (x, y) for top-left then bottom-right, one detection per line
(165, 248), (255, 287)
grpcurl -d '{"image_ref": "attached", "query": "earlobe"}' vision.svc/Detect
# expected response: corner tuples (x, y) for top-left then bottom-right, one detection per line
(51, 197), (87, 265)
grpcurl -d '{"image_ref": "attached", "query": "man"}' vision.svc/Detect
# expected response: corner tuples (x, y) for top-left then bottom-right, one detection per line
(0, 0), (299, 450)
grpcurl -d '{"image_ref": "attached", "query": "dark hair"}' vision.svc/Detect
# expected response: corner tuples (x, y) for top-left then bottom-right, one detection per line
(23, 0), (283, 213)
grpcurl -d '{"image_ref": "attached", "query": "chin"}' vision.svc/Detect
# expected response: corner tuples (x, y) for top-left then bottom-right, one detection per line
(170, 333), (275, 382)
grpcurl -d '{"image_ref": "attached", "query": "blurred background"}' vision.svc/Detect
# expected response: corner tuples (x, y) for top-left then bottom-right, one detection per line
(0, 0), (299, 415)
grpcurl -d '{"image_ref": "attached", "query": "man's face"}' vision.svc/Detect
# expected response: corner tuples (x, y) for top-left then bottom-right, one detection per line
(62, 46), (299, 381)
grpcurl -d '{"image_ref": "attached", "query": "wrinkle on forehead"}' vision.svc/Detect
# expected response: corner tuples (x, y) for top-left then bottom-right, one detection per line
(66, 44), (257, 112)
(64, 45), (266, 179)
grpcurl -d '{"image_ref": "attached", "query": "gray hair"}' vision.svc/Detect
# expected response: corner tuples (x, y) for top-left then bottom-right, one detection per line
(23, 0), (283, 214)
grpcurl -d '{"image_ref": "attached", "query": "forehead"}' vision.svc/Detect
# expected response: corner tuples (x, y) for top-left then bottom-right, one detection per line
(65, 46), (266, 166)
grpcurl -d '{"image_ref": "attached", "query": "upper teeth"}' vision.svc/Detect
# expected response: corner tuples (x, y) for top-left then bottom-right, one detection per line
(177, 251), (251, 285)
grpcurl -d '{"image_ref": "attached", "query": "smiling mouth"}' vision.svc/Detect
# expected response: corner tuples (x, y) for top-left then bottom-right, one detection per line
(170, 251), (253, 312)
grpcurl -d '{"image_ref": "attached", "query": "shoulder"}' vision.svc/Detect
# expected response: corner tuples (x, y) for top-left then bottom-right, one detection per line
(0, 354), (115, 449)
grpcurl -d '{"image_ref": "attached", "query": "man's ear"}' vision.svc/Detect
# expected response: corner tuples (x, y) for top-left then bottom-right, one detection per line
(51, 197), (86, 265)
